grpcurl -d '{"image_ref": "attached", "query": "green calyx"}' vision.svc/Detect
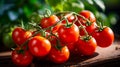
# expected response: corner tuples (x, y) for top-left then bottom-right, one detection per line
(81, 35), (92, 42)
(96, 20), (106, 32)
(17, 49), (25, 54)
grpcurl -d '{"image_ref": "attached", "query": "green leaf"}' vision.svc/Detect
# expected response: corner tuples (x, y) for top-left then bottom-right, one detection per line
(29, 0), (38, 4)
(45, 0), (64, 12)
(97, 12), (111, 27)
(86, 0), (93, 4)
(63, 0), (84, 12)
(23, 6), (32, 17)
(108, 13), (117, 25)
(45, 0), (63, 6)
(93, 0), (105, 11)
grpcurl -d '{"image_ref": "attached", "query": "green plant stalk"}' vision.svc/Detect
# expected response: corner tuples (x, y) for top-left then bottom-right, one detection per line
(78, 20), (89, 36)
(73, 12), (91, 26)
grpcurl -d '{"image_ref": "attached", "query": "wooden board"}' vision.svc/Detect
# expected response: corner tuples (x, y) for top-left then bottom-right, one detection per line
(0, 40), (120, 67)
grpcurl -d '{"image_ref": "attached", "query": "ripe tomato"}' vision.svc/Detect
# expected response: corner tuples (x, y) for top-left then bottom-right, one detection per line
(66, 43), (79, 55)
(80, 22), (97, 36)
(40, 15), (59, 28)
(49, 46), (70, 64)
(28, 36), (51, 57)
(78, 10), (96, 24)
(40, 15), (60, 33)
(12, 27), (32, 46)
(11, 48), (33, 66)
(76, 37), (97, 56)
(48, 35), (57, 46)
(92, 27), (114, 47)
(52, 23), (62, 33)
(62, 14), (75, 24)
(58, 24), (79, 44)
(66, 43), (75, 53)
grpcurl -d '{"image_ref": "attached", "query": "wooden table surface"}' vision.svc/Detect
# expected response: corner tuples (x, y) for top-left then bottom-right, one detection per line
(0, 39), (120, 67)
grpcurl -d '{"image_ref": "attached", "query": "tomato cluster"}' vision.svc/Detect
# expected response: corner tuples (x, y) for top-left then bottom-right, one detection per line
(11, 10), (114, 66)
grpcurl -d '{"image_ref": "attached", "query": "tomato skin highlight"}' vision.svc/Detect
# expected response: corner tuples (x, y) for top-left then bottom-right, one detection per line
(92, 27), (114, 47)
(12, 49), (33, 66)
(49, 46), (70, 64)
(77, 37), (97, 56)
(12, 27), (32, 46)
(58, 24), (79, 44)
(28, 36), (51, 57)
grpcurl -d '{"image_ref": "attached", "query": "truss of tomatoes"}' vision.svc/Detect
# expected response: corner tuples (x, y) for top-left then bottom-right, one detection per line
(11, 10), (114, 66)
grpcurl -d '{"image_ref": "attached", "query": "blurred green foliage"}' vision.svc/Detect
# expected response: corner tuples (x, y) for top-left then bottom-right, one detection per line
(0, 0), (119, 48)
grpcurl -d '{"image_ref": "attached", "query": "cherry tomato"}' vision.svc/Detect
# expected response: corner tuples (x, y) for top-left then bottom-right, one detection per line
(62, 14), (75, 24)
(58, 24), (79, 44)
(49, 46), (70, 64)
(78, 10), (96, 24)
(48, 35), (57, 46)
(28, 36), (51, 57)
(40, 15), (59, 28)
(52, 23), (62, 33)
(12, 27), (32, 46)
(66, 42), (79, 55)
(80, 22), (97, 36)
(92, 27), (114, 47)
(76, 37), (97, 56)
(12, 48), (33, 66)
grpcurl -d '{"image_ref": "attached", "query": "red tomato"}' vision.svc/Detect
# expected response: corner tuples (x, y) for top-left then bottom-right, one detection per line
(52, 23), (62, 33)
(58, 24), (79, 44)
(67, 43), (75, 53)
(28, 36), (51, 57)
(62, 14), (75, 24)
(66, 43), (79, 55)
(12, 27), (32, 46)
(40, 15), (59, 28)
(49, 46), (70, 64)
(78, 10), (96, 23)
(12, 48), (33, 66)
(32, 31), (41, 36)
(48, 35), (57, 46)
(80, 22), (97, 36)
(77, 37), (97, 56)
(92, 27), (114, 47)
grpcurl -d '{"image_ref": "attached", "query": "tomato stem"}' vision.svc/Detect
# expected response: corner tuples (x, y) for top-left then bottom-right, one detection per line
(21, 20), (25, 29)
(64, 17), (72, 28)
(96, 21), (104, 31)
(43, 17), (65, 31)
(78, 20), (89, 36)
(45, 9), (51, 17)
(47, 27), (62, 51)
(73, 12), (91, 26)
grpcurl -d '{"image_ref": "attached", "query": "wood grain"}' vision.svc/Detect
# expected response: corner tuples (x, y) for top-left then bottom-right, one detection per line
(0, 41), (120, 67)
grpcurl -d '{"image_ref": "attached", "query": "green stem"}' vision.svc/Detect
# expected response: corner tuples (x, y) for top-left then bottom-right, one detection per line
(43, 17), (65, 31)
(45, 9), (51, 17)
(21, 20), (25, 29)
(73, 12), (91, 26)
(78, 20), (89, 36)
(96, 21), (104, 31)
(20, 29), (42, 49)
(64, 17), (71, 27)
